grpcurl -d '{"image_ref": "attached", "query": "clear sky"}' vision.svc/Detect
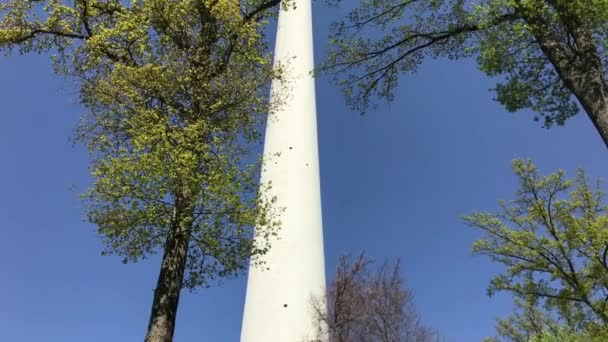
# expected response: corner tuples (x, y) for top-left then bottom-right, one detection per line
(1, 3), (608, 342)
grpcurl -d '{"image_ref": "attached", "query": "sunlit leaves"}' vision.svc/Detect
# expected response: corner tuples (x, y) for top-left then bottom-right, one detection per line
(1, 0), (284, 289)
(465, 160), (608, 334)
(323, 0), (608, 127)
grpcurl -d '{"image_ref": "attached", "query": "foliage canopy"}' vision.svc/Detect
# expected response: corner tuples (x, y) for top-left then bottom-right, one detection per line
(466, 160), (608, 339)
(323, 0), (608, 146)
(1, 0), (284, 289)
(1, 0), (286, 340)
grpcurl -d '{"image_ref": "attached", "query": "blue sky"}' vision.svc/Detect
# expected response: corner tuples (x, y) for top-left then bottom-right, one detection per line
(1, 3), (608, 342)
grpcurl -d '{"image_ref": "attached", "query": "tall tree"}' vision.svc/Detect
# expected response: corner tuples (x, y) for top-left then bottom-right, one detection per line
(312, 253), (439, 342)
(0, 1), (284, 341)
(322, 0), (608, 148)
(464, 160), (608, 339)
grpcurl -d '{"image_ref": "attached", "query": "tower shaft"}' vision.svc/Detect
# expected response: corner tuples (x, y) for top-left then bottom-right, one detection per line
(240, 1), (327, 341)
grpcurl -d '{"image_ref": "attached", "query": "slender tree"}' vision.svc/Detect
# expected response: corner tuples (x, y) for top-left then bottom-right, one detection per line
(322, 0), (608, 148)
(312, 253), (439, 342)
(464, 160), (608, 340)
(0, 1), (285, 341)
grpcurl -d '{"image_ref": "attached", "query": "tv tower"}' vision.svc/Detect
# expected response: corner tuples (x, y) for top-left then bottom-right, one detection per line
(240, 0), (327, 341)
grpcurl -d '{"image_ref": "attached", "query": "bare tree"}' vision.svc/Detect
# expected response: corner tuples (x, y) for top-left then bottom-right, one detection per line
(312, 254), (439, 342)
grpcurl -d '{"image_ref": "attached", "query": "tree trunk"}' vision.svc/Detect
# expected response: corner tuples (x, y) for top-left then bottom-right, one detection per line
(145, 194), (194, 342)
(539, 36), (608, 149)
(524, 8), (608, 148)
(574, 86), (608, 149)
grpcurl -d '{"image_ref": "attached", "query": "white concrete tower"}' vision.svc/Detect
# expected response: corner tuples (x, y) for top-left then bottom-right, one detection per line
(240, 0), (327, 341)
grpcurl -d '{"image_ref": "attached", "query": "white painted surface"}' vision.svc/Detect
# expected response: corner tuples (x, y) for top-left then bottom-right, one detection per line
(240, 1), (327, 341)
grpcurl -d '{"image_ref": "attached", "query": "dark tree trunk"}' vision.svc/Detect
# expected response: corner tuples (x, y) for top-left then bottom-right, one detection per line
(574, 82), (608, 149)
(539, 35), (608, 149)
(145, 194), (194, 342)
(524, 6), (608, 148)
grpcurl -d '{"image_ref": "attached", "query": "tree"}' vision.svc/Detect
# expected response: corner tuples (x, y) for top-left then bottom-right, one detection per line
(464, 160), (608, 340)
(483, 298), (608, 342)
(322, 0), (608, 148)
(0, 1), (285, 341)
(482, 298), (580, 342)
(312, 253), (439, 342)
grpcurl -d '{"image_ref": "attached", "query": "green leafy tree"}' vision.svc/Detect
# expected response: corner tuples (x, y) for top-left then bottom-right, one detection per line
(0, 1), (286, 341)
(322, 0), (608, 148)
(528, 328), (608, 342)
(483, 298), (584, 342)
(484, 299), (608, 342)
(464, 160), (608, 340)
